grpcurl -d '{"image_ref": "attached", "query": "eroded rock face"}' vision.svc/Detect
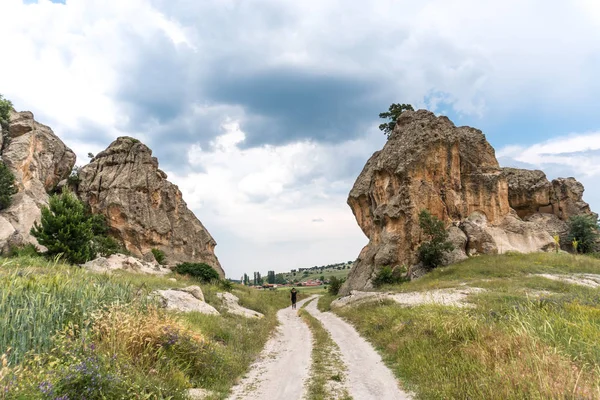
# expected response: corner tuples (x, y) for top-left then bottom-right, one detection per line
(0, 110), (76, 251)
(503, 168), (597, 249)
(77, 137), (224, 277)
(503, 168), (596, 221)
(340, 110), (588, 295)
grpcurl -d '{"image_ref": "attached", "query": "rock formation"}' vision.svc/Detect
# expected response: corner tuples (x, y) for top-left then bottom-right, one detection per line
(0, 110), (76, 251)
(503, 168), (597, 249)
(341, 110), (596, 294)
(77, 137), (224, 277)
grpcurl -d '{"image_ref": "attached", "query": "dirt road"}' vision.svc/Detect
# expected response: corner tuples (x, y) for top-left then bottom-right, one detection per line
(227, 295), (411, 399)
(304, 299), (411, 400)
(227, 296), (315, 400)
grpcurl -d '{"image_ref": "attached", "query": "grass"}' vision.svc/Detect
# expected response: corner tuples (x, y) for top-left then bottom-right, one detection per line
(299, 300), (350, 400)
(0, 255), (291, 399)
(334, 252), (600, 399)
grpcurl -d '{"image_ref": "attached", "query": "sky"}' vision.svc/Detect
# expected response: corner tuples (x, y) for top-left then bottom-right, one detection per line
(1, 0), (600, 279)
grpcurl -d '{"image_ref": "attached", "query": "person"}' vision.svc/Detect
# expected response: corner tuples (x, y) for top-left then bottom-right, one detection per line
(290, 287), (298, 309)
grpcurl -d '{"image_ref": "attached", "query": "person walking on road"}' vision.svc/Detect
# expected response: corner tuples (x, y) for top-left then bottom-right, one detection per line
(290, 287), (298, 309)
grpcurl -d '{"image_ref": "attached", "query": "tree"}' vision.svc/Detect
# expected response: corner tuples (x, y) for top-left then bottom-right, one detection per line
(328, 276), (345, 295)
(267, 270), (275, 284)
(243, 273), (250, 285)
(0, 162), (17, 210)
(31, 191), (96, 264)
(417, 210), (454, 269)
(378, 103), (414, 138)
(275, 273), (286, 285)
(568, 215), (599, 253)
(0, 94), (13, 131)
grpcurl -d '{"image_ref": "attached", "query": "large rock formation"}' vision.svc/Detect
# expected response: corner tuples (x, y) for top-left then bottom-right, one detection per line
(341, 110), (595, 294)
(0, 110), (76, 251)
(77, 137), (224, 277)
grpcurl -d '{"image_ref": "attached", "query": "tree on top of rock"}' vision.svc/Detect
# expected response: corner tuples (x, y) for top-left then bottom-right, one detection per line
(0, 94), (13, 133)
(378, 103), (414, 138)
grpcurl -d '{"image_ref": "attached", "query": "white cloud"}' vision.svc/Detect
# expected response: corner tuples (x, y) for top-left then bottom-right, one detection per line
(165, 122), (384, 276)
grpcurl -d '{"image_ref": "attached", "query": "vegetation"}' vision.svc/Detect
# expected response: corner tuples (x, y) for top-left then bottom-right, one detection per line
(0, 162), (17, 210)
(31, 191), (97, 264)
(417, 210), (454, 269)
(372, 265), (408, 287)
(336, 252), (600, 399)
(327, 276), (345, 295)
(378, 103), (414, 138)
(299, 300), (350, 400)
(175, 262), (220, 283)
(0, 94), (12, 131)
(568, 214), (599, 253)
(152, 248), (167, 265)
(0, 254), (292, 398)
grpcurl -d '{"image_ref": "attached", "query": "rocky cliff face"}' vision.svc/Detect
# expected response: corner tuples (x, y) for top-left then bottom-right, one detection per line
(0, 110), (76, 251)
(341, 110), (595, 294)
(77, 137), (224, 277)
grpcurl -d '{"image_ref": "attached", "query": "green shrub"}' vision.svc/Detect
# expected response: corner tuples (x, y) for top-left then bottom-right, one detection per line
(0, 162), (17, 210)
(31, 191), (96, 264)
(151, 248), (167, 265)
(175, 262), (220, 283)
(568, 214), (599, 253)
(0, 94), (12, 131)
(417, 210), (454, 269)
(373, 265), (408, 287)
(8, 243), (39, 258)
(327, 276), (344, 295)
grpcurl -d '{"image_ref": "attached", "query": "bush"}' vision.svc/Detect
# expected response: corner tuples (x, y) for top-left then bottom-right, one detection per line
(0, 162), (17, 210)
(328, 276), (345, 295)
(417, 210), (454, 269)
(568, 215), (599, 254)
(8, 243), (39, 258)
(0, 94), (12, 131)
(373, 265), (407, 287)
(151, 248), (167, 265)
(31, 191), (96, 264)
(175, 262), (220, 283)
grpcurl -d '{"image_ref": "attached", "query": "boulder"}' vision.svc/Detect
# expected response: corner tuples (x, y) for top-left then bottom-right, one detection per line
(0, 110), (75, 252)
(81, 253), (171, 276)
(341, 110), (592, 295)
(153, 287), (220, 315)
(216, 292), (264, 318)
(77, 137), (224, 277)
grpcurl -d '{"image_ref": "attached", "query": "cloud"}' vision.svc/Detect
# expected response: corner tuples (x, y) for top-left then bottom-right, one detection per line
(164, 121), (383, 276)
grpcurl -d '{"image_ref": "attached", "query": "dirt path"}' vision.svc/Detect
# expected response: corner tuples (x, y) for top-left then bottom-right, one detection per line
(304, 299), (412, 400)
(227, 296), (315, 400)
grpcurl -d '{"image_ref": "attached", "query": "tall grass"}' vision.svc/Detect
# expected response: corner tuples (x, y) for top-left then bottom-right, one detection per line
(0, 258), (139, 364)
(0, 256), (294, 399)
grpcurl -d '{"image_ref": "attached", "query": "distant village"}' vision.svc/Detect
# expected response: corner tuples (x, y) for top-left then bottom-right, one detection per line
(238, 261), (354, 289)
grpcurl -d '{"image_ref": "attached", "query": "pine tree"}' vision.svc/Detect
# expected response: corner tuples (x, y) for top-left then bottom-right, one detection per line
(31, 191), (96, 264)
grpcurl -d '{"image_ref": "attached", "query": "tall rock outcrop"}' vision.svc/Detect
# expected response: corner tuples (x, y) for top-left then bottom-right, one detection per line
(341, 110), (594, 294)
(0, 110), (76, 251)
(77, 137), (224, 277)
